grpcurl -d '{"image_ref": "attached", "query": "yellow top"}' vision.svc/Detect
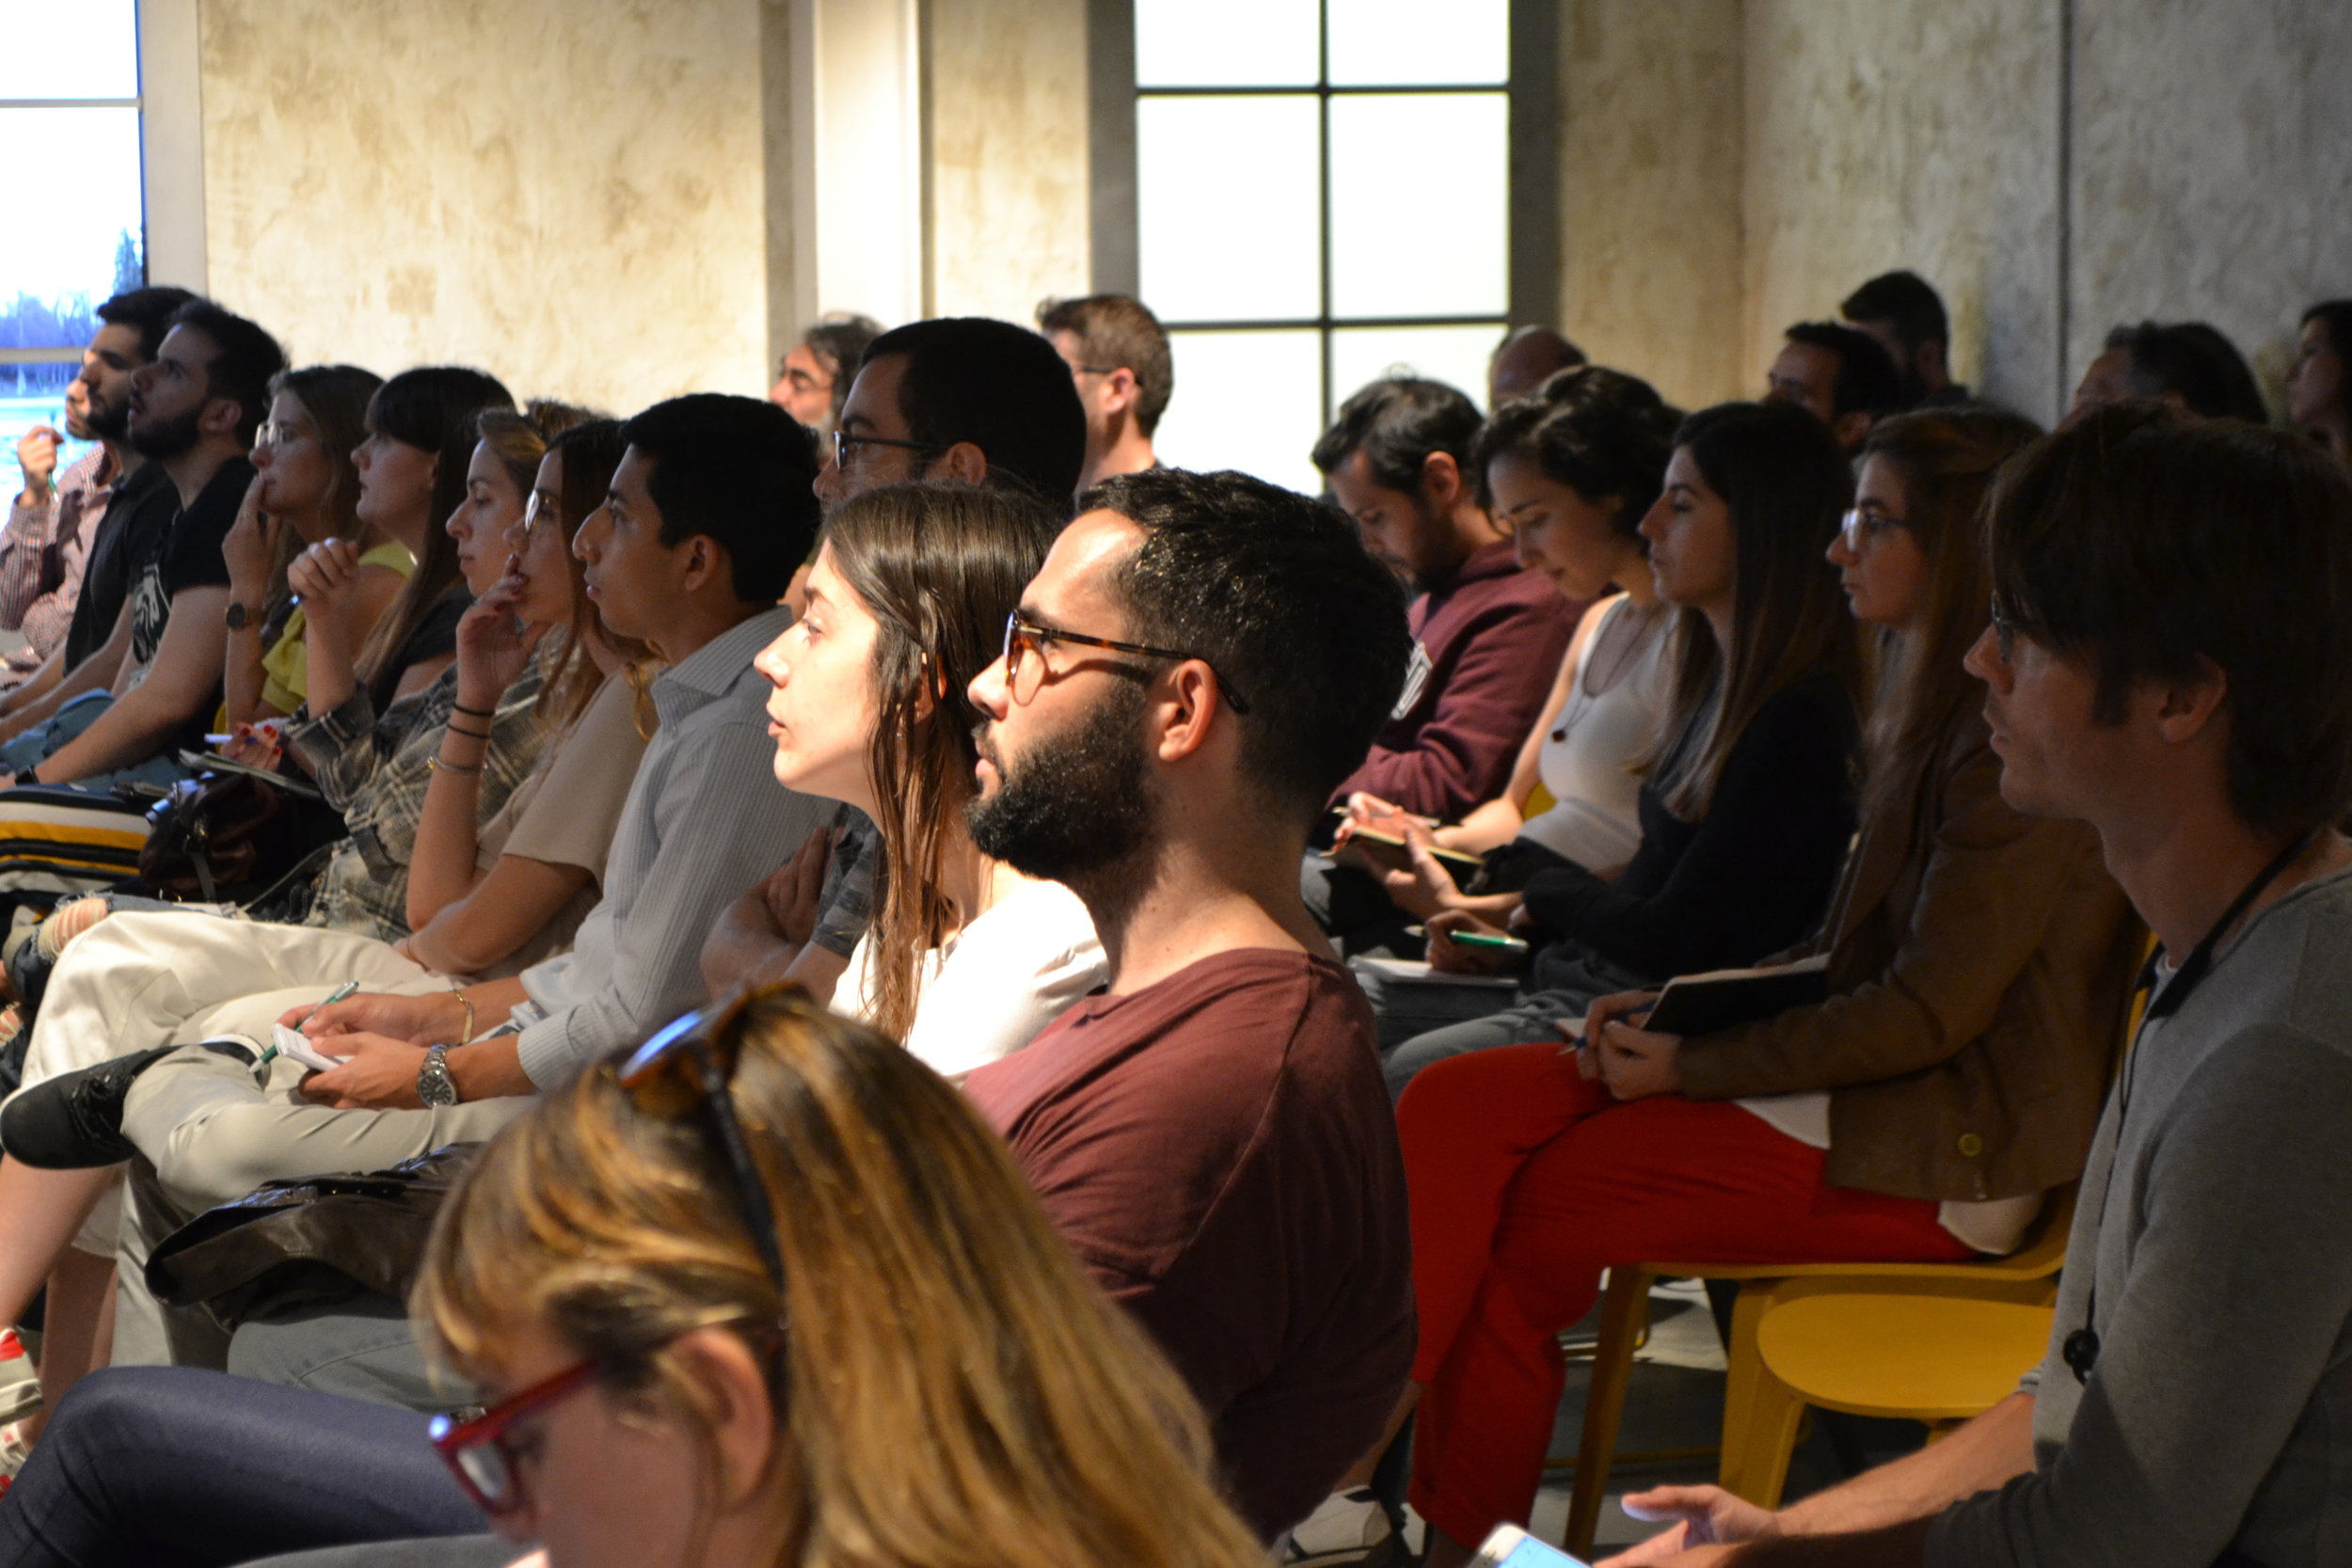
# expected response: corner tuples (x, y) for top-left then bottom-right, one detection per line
(226, 541), (418, 727)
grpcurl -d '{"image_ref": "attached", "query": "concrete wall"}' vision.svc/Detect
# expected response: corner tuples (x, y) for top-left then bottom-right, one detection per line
(1556, 0), (1746, 412)
(2069, 0), (2352, 410)
(199, 0), (780, 411)
(925, 0), (1092, 323)
(1739, 0), (2060, 420)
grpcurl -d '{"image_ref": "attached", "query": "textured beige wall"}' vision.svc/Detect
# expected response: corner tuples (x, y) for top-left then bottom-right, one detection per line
(1557, 0), (1746, 411)
(925, 0), (1090, 323)
(199, 0), (777, 412)
(2069, 0), (2352, 413)
(1740, 0), (2061, 420)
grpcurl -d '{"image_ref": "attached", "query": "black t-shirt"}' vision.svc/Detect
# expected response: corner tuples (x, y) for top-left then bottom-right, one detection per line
(366, 582), (471, 705)
(61, 459), (173, 673)
(128, 455), (249, 668)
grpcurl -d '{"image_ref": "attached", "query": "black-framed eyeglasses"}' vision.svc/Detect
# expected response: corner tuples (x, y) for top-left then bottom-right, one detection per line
(1000, 611), (1249, 713)
(1988, 596), (2023, 662)
(832, 429), (940, 470)
(612, 988), (795, 1292)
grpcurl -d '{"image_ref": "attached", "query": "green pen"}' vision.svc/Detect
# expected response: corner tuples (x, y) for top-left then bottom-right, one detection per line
(261, 980), (359, 1066)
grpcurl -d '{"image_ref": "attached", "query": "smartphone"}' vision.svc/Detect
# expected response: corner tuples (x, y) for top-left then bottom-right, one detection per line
(1341, 827), (1484, 888)
(1445, 930), (1529, 954)
(1472, 1524), (1590, 1568)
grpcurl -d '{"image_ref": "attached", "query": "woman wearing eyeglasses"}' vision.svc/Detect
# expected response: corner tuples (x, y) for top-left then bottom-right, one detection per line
(753, 482), (1103, 1076)
(1389, 407), (2141, 1568)
(217, 365), (393, 731)
(0, 987), (1270, 1568)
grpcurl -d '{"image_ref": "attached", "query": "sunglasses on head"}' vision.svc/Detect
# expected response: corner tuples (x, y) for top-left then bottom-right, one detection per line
(428, 985), (807, 1515)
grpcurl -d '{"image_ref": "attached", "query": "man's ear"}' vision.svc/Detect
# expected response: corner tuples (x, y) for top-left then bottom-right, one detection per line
(677, 533), (732, 598)
(1832, 411), (1874, 451)
(203, 394), (248, 446)
(1101, 367), (1138, 420)
(932, 441), (990, 487)
(2153, 657), (2231, 746)
(1152, 661), (1226, 765)
(1421, 451), (1466, 511)
(1915, 339), (1949, 385)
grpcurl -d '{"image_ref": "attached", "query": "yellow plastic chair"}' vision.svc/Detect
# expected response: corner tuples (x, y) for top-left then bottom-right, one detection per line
(1561, 1185), (2074, 1556)
(1713, 1291), (2056, 1508)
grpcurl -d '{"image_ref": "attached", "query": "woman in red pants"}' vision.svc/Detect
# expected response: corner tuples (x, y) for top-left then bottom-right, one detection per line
(1399, 407), (2144, 1567)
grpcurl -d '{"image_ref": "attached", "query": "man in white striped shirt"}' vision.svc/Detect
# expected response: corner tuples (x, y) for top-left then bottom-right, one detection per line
(9, 396), (831, 1219)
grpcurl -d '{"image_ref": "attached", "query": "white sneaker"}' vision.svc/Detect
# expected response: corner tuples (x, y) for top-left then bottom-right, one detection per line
(0, 1331), (39, 1427)
(0, 1418), (34, 1494)
(1283, 1488), (1394, 1566)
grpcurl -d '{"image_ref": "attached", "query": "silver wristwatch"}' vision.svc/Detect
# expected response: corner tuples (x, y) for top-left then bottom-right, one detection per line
(417, 1044), (461, 1108)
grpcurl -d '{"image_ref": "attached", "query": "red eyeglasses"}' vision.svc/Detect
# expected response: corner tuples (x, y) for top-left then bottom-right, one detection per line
(428, 1357), (604, 1514)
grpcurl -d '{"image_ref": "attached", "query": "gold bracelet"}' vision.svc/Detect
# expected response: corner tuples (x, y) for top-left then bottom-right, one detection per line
(452, 986), (476, 1047)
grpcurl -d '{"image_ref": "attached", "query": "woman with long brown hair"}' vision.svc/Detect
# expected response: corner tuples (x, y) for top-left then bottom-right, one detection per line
(1386, 406), (2139, 1568)
(1365, 400), (1866, 1099)
(755, 482), (1101, 1071)
(220, 363), (390, 728)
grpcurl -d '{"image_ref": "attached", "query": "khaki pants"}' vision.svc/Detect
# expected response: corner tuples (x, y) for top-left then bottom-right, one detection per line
(10, 912), (521, 1253)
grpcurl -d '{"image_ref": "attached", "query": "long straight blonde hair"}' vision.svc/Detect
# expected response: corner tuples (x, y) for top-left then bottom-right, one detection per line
(415, 988), (1268, 1568)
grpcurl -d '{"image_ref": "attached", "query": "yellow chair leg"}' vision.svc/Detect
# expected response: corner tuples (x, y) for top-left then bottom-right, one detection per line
(1718, 1354), (1806, 1512)
(1565, 1267), (1652, 1558)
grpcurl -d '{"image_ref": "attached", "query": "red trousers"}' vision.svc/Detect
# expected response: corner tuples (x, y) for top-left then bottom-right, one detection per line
(1397, 1042), (1973, 1546)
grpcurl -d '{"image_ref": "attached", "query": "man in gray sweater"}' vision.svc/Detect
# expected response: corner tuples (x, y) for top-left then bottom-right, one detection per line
(1607, 403), (2352, 1568)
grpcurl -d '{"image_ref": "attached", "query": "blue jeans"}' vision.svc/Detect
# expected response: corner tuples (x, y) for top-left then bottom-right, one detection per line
(0, 1367), (480, 1568)
(1, 689), (197, 793)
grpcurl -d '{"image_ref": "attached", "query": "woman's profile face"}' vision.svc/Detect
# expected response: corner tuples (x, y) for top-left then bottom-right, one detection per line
(469, 1323), (715, 1568)
(755, 542), (884, 814)
(352, 426), (438, 545)
(251, 391), (333, 522)
(1826, 454), (1931, 629)
(1637, 446), (1736, 616)
(2288, 316), (2344, 429)
(448, 440), (527, 596)
(1486, 452), (1629, 602)
(507, 451), (580, 630)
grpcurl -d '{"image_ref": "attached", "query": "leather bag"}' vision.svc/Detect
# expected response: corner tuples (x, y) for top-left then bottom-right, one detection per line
(144, 1143), (480, 1334)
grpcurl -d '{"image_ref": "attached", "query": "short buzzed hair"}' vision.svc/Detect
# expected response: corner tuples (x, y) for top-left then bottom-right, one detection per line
(862, 317), (1088, 507)
(1086, 467), (1411, 823)
(1036, 294), (1175, 436)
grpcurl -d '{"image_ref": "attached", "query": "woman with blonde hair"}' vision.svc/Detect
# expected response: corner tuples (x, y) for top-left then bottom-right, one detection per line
(0, 987), (1273, 1568)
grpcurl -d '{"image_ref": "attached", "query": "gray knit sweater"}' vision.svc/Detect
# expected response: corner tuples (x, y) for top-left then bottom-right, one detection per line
(1928, 863), (2352, 1568)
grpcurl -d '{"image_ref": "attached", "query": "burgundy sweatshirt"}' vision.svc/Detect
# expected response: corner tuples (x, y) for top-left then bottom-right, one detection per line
(1333, 541), (1579, 820)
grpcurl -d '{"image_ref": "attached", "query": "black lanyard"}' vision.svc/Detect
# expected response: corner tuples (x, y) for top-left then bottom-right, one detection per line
(2063, 829), (2321, 1384)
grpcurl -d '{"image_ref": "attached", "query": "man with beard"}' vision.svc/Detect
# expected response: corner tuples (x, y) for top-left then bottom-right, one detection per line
(0, 287), (196, 702)
(0, 299), (281, 787)
(958, 467), (1416, 1545)
(1313, 376), (1576, 823)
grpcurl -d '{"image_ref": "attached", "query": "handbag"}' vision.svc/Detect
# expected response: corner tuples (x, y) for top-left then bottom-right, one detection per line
(135, 769), (345, 903)
(143, 1143), (480, 1334)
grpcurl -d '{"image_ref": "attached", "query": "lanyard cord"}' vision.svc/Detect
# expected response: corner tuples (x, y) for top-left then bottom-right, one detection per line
(2063, 828), (2322, 1384)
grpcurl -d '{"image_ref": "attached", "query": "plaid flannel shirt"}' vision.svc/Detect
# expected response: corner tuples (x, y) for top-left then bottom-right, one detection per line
(289, 661), (547, 940)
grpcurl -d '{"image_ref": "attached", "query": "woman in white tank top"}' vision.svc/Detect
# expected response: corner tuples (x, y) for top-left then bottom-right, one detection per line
(1337, 368), (1681, 924)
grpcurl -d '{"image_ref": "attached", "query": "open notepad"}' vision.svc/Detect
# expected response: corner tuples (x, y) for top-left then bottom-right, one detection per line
(1642, 953), (1830, 1036)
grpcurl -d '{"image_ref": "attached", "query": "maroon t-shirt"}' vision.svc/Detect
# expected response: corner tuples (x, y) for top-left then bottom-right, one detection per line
(1332, 540), (1580, 820)
(962, 947), (1414, 1541)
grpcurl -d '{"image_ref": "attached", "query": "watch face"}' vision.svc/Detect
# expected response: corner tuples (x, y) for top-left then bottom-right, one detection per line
(225, 602), (249, 631)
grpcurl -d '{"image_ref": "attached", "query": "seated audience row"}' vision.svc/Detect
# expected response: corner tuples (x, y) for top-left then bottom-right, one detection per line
(0, 269), (2346, 1568)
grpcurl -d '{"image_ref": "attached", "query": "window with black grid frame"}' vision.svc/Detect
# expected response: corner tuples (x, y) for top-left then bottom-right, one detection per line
(1130, 0), (1514, 493)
